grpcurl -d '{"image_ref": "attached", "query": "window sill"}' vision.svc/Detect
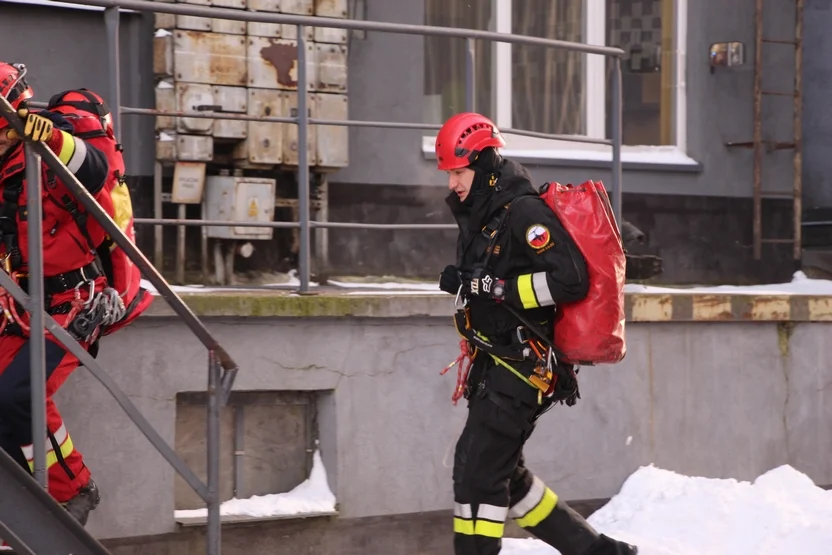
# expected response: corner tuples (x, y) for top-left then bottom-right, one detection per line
(175, 510), (339, 529)
(421, 135), (703, 174)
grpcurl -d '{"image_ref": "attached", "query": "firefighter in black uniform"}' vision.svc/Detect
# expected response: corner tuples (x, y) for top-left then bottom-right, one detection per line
(435, 112), (638, 555)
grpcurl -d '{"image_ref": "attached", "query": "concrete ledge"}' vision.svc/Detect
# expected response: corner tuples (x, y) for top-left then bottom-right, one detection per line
(140, 290), (832, 322)
(175, 510), (339, 529)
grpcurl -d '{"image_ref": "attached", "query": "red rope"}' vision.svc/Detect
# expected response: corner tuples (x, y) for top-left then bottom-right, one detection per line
(440, 339), (476, 405)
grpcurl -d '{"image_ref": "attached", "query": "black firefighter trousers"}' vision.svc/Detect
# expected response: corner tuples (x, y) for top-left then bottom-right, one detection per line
(452, 373), (600, 555)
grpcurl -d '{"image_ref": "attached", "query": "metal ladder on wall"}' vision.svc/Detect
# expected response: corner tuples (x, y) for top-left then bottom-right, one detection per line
(729, 0), (804, 261)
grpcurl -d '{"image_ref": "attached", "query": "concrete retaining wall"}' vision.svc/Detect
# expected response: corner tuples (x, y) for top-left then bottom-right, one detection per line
(52, 291), (832, 544)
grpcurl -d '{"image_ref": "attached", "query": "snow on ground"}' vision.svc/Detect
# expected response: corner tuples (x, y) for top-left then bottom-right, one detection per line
(502, 464), (832, 555)
(174, 449), (336, 519)
(141, 270), (832, 297)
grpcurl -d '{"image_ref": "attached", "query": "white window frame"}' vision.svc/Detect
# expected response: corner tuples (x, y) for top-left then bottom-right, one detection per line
(423, 0), (695, 167)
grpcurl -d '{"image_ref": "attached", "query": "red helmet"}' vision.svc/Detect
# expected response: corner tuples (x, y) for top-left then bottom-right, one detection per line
(435, 112), (506, 171)
(0, 62), (33, 129)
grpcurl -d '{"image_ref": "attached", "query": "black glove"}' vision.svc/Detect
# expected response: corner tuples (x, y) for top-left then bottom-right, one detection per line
(552, 364), (580, 407)
(439, 264), (462, 295)
(625, 253), (663, 280)
(462, 268), (506, 301)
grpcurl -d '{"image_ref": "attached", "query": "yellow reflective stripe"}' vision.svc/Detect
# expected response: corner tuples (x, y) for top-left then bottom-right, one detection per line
(26, 435), (75, 472)
(516, 274), (539, 309)
(56, 130), (77, 165)
(490, 354), (535, 389)
(454, 517), (474, 535)
(516, 487), (558, 528)
(474, 520), (504, 538)
(453, 518), (505, 538)
(110, 182), (134, 232)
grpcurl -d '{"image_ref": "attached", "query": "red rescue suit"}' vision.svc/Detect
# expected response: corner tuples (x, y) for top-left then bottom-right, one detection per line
(0, 111), (110, 504)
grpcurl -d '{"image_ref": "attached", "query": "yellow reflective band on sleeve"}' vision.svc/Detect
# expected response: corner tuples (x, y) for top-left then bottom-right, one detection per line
(56, 130), (77, 165)
(515, 487), (558, 529)
(454, 517), (474, 535)
(474, 520), (505, 538)
(516, 274), (539, 309)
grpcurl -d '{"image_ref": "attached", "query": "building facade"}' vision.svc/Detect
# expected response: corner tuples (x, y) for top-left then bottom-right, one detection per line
(0, 0), (827, 284)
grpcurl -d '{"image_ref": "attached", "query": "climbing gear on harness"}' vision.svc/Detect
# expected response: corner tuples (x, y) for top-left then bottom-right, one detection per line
(440, 338), (477, 405)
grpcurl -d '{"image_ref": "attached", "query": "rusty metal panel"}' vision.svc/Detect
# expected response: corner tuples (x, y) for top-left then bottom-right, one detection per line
(153, 31), (173, 77)
(176, 83), (214, 134)
(281, 0), (313, 14)
(212, 86), (248, 139)
(177, 135), (214, 162)
(155, 81), (176, 131)
(155, 12), (176, 29)
(173, 30), (247, 86)
(314, 93), (348, 168)
(315, 43), (347, 93)
(248, 0), (280, 11)
(282, 92), (316, 166)
(156, 131), (177, 161)
(241, 89), (286, 165)
(280, 22), (314, 41)
(247, 37), (316, 91)
(314, 0), (347, 17)
(212, 0), (246, 7)
(212, 18), (246, 35)
(176, 15), (212, 32)
(247, 21), (282, 38)
(314, 26), (347, 45)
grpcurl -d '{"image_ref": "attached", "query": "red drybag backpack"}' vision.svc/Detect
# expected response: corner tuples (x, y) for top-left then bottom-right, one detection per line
(539, 180), (627, 365)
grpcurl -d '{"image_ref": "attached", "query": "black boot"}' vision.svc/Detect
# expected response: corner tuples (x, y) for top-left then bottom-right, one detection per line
(583, 533), (638, 555)
(62, 478), (101, 526)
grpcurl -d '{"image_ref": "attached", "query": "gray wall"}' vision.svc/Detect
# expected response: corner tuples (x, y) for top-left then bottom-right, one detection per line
(803, 0), (832, 210)
(53, 313), (832, 540)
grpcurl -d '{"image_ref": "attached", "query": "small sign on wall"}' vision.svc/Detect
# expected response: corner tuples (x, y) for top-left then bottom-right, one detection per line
(171, 161), (206, 204)
(710, 42), (745, 73)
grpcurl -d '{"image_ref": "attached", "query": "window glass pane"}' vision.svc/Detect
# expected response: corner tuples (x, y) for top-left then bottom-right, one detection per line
(512, 0), (585, 135)
(606, 0), (675, 145)
(424, 0), (493, 124)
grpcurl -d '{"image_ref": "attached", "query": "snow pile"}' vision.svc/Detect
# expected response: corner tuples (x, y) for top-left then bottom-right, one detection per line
(502, 464), (832, 555)
(174, 449), (336, 519)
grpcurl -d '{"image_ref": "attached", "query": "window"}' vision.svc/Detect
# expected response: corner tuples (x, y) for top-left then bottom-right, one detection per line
(512, 0), (585, 136)
(605, 0), (677, 146)
(423, 0), (690, 162)
(423, 0), (493, 124)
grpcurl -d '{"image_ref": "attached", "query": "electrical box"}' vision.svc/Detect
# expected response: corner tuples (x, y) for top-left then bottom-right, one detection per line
(212, 85), (248, 139)
(247, 37), (316, 91)
(173, 30), (248, 86)
(314, 0), (348, 18)
(204, 175), (277, 240)
(314, 93), (348, 168)
(176, 82), (215, 134)
(315, 43), (347, 93)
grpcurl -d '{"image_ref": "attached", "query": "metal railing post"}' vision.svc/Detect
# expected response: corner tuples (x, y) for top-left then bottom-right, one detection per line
(104, 6), (122, 142)
(24, 143), (47, 489)
(610, 57), (623, 226)
(206, 351), (222, 555)
(297, 24), (311, 294)
(465, 38), (475, 112)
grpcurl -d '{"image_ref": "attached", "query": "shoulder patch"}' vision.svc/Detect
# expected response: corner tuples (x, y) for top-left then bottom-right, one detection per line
(526, 224), (551, 250)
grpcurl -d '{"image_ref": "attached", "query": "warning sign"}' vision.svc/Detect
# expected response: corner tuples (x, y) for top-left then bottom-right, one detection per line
(248, 198), (259, 218)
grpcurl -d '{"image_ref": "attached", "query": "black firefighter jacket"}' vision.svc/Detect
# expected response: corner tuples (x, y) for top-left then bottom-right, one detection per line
(447, 158), (590, 353)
